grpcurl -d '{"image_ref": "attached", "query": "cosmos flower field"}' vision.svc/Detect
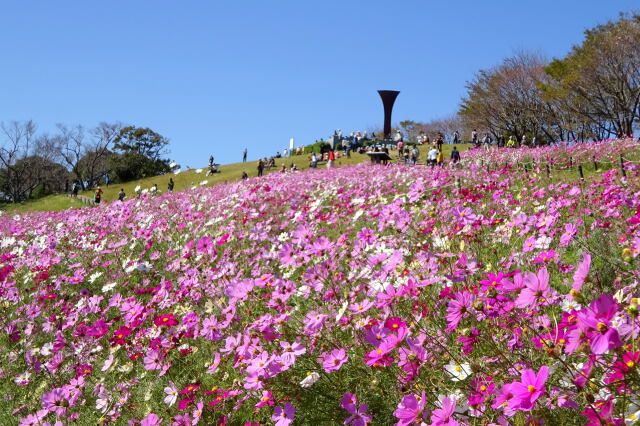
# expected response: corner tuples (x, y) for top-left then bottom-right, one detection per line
(1, 140), (640, 425)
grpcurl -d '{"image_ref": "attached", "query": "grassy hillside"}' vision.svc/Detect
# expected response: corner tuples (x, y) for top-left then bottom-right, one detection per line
(1, 144), (471, 213)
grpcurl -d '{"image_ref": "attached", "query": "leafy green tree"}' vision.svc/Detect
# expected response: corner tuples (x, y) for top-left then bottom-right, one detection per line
(543, 13), (640, 138)
(110, 126), (173, 182)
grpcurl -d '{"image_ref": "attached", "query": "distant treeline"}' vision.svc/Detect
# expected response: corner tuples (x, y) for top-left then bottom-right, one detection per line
(400, 13), (640, 145)
(0, 121), (175, 203)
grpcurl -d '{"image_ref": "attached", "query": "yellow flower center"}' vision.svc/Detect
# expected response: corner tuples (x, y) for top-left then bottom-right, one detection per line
(626, 361), (635, 368)
(527, 385), (536, 393)
(597, 322), (608, 333)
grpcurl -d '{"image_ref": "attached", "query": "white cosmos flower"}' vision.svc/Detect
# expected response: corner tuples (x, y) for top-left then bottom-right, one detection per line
(561, 298), (581, 312)
(625, 409), (640, 424)
(102, 282), (116, 293)
(134, 185), (141, 192)
(335, 300), (349, 321)
(164, 381), (178, 407)
(299, 371), (320, 388)
(88, 272), (103, 283)
(444, 361), (471, 381)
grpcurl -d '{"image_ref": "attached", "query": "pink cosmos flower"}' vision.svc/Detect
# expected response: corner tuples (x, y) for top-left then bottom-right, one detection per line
(140, 413), (163, 426)
(445, 291), (474, 332)
(522, 236), (536, 253)
(515, 267), (555, 310)
(532, 250), (556, 264)
(143, 349), (163, 370)
(572, 252), (591, 292)
(452, 206), (477, 225)
(320, 348), (348, 373)
(393, 391), (427, 425)
(41, 388), (67, 416)
(192, 400), (204, 425)
(559, 223), (577, 246)
(344, 403), (372, 425)
(430, 397), (458, 425)
(19, 410), (48, 426)
(569, 294), (622, 355)
(255, 390), (275, 409)
(508, 366), (549, 411)
(272, 402), (295, 426)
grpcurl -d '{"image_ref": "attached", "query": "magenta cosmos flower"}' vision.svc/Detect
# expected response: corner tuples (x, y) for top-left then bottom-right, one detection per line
(509, 366), (549, 411)
(393, 391), (427, 425)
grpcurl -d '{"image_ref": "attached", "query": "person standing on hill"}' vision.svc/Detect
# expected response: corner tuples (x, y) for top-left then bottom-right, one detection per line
(118, 188), (126, 201)
(453, 130), (460, 145)
(327, 150), (335, 168)
(168, 178), (174, 192)
(243, 148), (248, 163)
(94, 187), (103, 204)
(436, 149), (443, 166)
(451, 146), (461, 164)
(427, 146), (439, 167)
(471, 129), (478, 147)
(436, 133), (444, 151)
(310, 153), (318, 168)
(257, 159), (265, 176)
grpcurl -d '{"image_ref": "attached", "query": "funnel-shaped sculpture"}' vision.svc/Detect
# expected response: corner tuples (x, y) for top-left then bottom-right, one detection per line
(377, 90), (400, 140)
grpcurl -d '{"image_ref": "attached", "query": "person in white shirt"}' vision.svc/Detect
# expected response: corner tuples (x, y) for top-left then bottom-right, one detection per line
(427, 147), (439, 167)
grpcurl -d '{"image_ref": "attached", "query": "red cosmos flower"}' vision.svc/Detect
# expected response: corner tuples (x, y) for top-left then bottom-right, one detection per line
(75, 363), (93, 376)
(180, 384), (201, 395)
(111, 326), (131, 346)
(384, 317), (406, 332)
(154, 313), (178, 327)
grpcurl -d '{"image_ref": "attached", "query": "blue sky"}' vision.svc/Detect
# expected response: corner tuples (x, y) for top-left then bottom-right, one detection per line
(1, 1), (637, 166)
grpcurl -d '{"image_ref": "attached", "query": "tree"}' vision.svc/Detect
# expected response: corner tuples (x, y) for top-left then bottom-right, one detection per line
(54, 124), (87, 188)
(459, 52), (572, 144)
(0, 121), (39, 202)
(543, 13), (640, 138)
(110, 126), (172, 182)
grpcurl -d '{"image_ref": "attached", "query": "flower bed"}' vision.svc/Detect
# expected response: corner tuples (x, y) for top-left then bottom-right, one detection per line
(1, 139), (639, 425)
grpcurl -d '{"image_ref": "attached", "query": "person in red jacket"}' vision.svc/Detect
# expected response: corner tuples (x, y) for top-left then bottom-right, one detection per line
(327, 150), (336, 168)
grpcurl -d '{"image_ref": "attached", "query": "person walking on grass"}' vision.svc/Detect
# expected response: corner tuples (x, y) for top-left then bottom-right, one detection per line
(168, 178), (174, 192)
(94, 187), (103, 204)
(72, 181), (80, 197)
(118, 188), (126, 201)
(257, 159), (265, 176)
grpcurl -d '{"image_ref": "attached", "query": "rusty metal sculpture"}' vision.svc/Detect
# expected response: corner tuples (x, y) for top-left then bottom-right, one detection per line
(377, 90), (400, 140)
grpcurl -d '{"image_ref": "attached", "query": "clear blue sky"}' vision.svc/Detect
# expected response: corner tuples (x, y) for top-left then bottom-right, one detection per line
(1, 1), (637, 167)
